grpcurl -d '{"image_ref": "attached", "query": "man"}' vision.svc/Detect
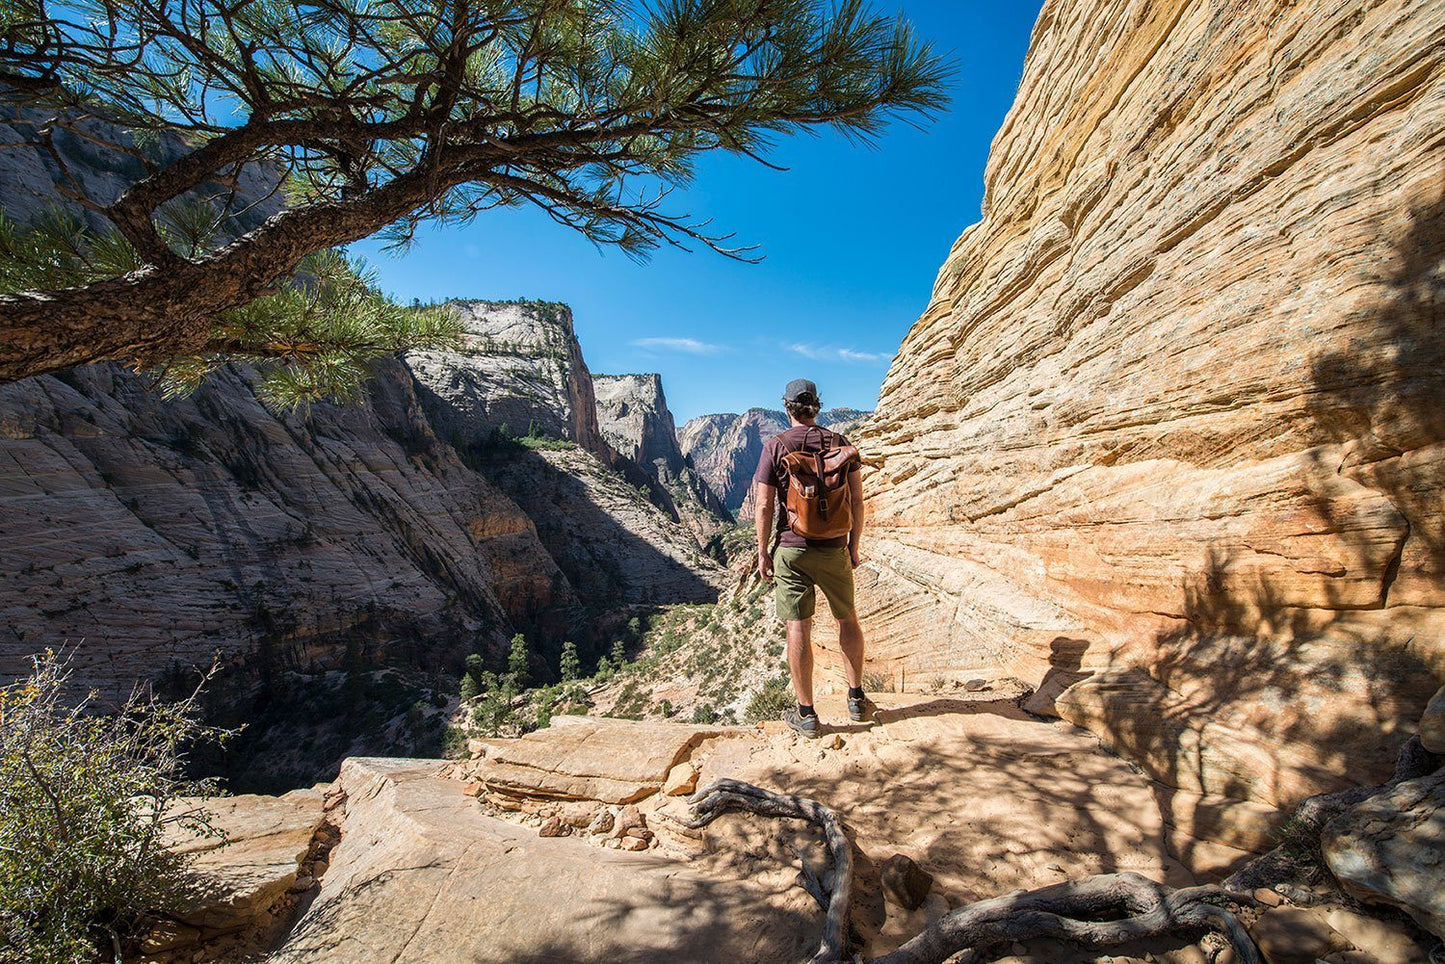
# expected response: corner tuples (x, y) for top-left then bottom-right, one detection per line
(754, 378), (873, 738)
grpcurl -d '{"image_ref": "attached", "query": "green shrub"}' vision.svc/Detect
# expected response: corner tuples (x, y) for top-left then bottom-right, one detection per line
(744, 676), (794, 724)
(0, 652), (229, 963)
(863, 670), (894, 693)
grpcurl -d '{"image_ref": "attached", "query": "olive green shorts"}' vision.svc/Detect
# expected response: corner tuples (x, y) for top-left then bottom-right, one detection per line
(773, 546), (856, 622)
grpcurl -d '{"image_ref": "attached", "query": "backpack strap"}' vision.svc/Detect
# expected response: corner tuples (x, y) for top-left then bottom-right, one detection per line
(801, 425), (831, 521)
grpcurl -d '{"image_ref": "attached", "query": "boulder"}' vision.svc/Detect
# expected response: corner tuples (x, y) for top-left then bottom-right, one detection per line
(1320, 905), (1434, 964)
(663, 762), (700, 796)
(144, 788), (326, 959)
(1322, 771), (1445, 938)
(880, 854), (934, 911)
(462, 717), (734, 804)
(612, 804), (647, 838)
(1420, 686), (1445, 754)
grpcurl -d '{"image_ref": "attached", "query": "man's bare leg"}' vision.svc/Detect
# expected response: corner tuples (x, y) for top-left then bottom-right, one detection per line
(837, 613), (865, 689)
(787, 618), (814, 706)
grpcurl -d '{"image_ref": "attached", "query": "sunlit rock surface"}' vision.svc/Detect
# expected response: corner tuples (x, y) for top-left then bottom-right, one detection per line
(856, 0), (1445, 839)
(406, 300), (613, 459)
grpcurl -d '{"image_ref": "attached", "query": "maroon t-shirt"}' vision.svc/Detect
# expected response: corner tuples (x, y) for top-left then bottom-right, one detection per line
(753, 425), (853, 549)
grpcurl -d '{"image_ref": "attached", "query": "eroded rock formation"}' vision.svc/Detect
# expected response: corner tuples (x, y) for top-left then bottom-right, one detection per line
(406, 300), (612, 460)
(594, 373), (683, 469)
(0, 360), (562, 700)
(595, 372), (734, 547)
(856, 0), (1445, 860)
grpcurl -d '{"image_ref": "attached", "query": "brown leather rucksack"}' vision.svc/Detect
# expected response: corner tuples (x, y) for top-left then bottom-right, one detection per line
(777, 427), (859, 541)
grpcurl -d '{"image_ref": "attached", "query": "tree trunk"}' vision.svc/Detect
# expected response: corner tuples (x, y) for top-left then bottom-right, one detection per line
(0, 169), (446, 383)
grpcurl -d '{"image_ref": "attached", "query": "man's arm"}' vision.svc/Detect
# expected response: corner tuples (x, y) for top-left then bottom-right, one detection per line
(755, 482), (777, 578)
(847, 468), (864, 568)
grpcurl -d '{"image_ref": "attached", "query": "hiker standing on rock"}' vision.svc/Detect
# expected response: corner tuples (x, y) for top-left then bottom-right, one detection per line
(754, 378), (874, 738)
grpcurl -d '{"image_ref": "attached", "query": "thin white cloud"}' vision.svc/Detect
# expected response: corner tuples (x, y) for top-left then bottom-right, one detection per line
(632, 337), (727, 355)
(785, 343), (890, 365)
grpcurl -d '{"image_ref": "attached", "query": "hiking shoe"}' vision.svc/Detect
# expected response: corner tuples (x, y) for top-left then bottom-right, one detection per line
(847, 694), (877, 723)
(783, 706), (821, 739)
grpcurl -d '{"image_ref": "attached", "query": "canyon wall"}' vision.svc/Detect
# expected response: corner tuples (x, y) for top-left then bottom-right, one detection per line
(406, 301), (612, 460)
(857, 0), (1444, 857)
(595, 373), (734, 548)
(0, 359), (569, 697)
(594, 373), (684, 470)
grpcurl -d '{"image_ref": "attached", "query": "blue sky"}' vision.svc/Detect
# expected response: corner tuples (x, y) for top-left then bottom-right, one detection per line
(354, 2), (1045, 423)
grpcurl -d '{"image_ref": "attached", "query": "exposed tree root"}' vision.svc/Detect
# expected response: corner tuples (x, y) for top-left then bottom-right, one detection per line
(1222, 735), (1440, 895)
(687, 736), (1442, 963)
(687, 779), (853, 964)
(687, 779), (1260, 964)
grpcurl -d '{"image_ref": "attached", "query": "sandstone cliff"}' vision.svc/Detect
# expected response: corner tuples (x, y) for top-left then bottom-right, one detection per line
(406, 300), (612, 460)
(0, 121), (724, 782)
(0, 360), (565, 699)
(594, 373), (682, 469)
(856, 0), (1444, 856)
(680, 406), (868, 513)
(478, 445), (723, 607)
(595, 373), (734, 548)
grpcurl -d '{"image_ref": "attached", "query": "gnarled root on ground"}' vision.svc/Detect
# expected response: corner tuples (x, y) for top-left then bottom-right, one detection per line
(687, 778), (1261, 964)
(1222, 734), (1441, 896)
(686, 779), (853, 963)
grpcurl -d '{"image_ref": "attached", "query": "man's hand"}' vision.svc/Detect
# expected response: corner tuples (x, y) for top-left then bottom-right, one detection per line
(849, 547), (861, 570)
(759, 549), (775, 579)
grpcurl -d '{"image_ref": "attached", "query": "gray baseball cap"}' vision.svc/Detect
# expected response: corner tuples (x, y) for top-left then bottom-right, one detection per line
(783, 378), (819, 402)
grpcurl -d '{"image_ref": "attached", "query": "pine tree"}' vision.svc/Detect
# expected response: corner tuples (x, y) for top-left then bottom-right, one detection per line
(559, 642), (580, 684)
(458, 674), (479, 704)
(507, 633), (530, 688)
(610, 639), (628, 668)
(0, 0), (952, 389)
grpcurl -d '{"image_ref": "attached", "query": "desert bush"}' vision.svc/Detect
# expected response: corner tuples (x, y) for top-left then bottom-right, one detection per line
(744, 676), (795, 724)
(0, 651), (229, 963)
(863, 670), (895, 693)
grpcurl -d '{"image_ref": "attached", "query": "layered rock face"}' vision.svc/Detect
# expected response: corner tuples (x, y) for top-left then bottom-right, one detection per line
(595, 373), (734, 545)
(406, 300), (612, 460)
(481, 445), (723, 606)
(857, 0), (1444, 853)
(0, 360), (564, 701)
(594, 373), (683, 469)
(407, 310), (727, 580)
(680, 406), (867, 512)
(0, 101), (281, 234)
